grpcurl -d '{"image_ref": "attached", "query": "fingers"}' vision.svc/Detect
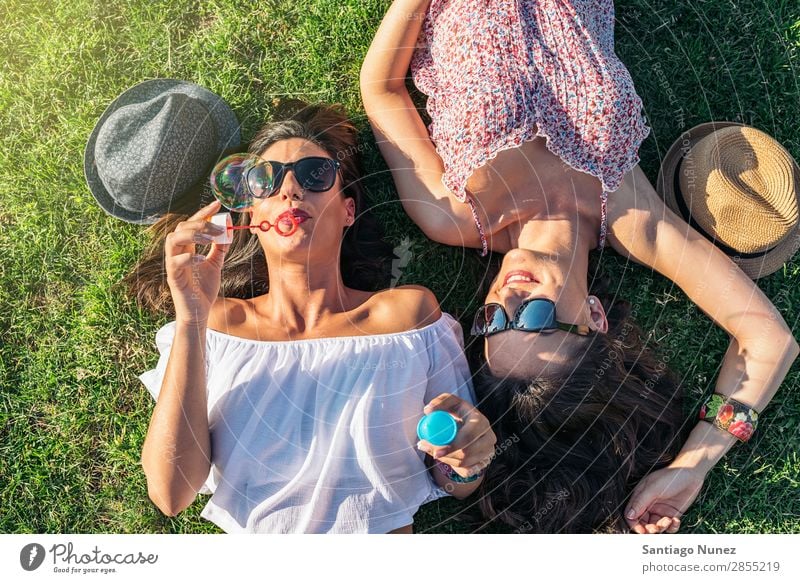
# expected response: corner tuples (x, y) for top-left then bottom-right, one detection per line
(416, 439), (452, 460)
(424, 433), (495, 472)
(205, 241), (230, 267)
(629, 514), (680, 535)
(450, 433), (496, 469)
(625, 480), (656, 527)
(424, 392), (472, 421)
(166, 219), (226, 258)
(188, 199), (222, 221)
(167, 228), (216, 248)
(175, 219), (226, 238)
(649, 516), (673, 533)
(446, 421), (496, 465)
(419, 423), (493, 459)
(167, 240), (229, 275)
(642, 517), (672, 534)
(167, 252), (208, 274)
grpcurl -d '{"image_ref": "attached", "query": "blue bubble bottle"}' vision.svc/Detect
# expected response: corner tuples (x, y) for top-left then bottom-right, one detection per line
(416, 410), (458, 446)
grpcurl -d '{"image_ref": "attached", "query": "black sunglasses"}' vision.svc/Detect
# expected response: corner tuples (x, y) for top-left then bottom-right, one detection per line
(246, 156), (341, 199)
(470, 298), (591, 337)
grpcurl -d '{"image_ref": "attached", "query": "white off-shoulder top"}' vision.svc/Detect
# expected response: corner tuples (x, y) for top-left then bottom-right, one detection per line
(138, 312), (475, 533)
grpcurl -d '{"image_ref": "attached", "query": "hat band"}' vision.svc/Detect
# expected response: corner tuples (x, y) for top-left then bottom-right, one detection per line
(673, 157), (776, 260)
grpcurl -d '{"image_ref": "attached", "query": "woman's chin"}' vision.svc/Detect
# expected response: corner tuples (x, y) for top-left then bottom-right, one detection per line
(266, 230), (342, 260)
(259, 230), (308, 253)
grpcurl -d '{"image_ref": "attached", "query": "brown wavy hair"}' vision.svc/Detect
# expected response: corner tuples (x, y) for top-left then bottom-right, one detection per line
(466, 259), (690, 533)
(120, 100), (393, 317)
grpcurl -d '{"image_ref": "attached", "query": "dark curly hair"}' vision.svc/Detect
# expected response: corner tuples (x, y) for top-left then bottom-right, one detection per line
(120, 100), (393, 316)
(467, 259), (690, 533)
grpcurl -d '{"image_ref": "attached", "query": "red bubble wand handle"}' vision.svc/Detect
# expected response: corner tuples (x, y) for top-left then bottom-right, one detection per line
(226, 212), (302, 237)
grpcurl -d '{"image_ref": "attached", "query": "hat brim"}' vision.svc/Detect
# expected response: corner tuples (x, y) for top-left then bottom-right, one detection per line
(83, 79), (241, 224)
(656, 121), (800, 279)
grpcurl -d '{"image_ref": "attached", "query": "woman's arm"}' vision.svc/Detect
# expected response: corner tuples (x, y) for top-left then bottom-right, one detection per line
(608, 165), (799, 412)
(140, 320), (212, 516)
(360, 0), (479, 247)
(139, 200), (229, 517)
(607, 165), (799, 531)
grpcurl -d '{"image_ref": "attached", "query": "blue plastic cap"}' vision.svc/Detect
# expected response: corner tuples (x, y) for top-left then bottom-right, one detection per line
(416, 410), (458, 446)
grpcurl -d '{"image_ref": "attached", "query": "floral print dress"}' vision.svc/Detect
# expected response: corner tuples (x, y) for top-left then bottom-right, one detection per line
(410, 0), (651, 255)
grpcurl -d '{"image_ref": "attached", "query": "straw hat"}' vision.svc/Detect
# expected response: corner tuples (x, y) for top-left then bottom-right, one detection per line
(656, 122), (800, 279)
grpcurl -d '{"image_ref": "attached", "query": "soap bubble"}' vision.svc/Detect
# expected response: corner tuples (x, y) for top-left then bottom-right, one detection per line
(210, 154), (259, 211)
(245, 160), (275, 199)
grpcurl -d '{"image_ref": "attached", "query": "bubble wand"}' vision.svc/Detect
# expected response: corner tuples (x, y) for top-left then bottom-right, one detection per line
(205, 210), (303, 244)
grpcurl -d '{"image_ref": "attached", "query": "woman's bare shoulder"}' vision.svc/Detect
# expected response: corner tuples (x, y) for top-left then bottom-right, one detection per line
(369, 285), (443, 331)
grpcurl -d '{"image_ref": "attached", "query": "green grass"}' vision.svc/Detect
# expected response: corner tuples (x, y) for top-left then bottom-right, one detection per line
(1, 0), (798, 533)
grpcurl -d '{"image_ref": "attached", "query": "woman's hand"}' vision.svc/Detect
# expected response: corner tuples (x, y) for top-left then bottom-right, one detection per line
(418, 393), (497, 478)
(625, 466), (706, 534)
(165, 200), (230, 325)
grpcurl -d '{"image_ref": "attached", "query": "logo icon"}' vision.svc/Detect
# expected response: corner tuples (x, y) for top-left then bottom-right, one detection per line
(20, 543), (46, 571)
(391, 236), (413, 288)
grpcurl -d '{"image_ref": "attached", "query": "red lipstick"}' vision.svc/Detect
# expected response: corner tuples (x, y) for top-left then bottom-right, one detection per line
(282, 208), (311, 224)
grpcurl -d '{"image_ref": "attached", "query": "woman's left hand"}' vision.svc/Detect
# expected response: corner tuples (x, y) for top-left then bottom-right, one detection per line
(625, 466), (706, 534)
(418, 393), (497, 478)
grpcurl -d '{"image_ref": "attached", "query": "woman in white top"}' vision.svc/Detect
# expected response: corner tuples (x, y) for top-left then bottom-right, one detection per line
(131, 101), (496, 533)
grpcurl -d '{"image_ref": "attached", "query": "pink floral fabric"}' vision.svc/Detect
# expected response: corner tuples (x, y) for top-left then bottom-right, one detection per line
(411, 0), (651, 253)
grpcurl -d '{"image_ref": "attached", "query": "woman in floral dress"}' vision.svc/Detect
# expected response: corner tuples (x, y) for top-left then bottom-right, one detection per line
(361, 0), (798, 532)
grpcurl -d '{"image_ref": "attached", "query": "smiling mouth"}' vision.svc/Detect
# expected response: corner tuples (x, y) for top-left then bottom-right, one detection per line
(502, 270), (538, 287)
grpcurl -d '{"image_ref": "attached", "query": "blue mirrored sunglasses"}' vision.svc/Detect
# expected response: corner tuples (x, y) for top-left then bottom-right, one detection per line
(470, 298), (591, 337)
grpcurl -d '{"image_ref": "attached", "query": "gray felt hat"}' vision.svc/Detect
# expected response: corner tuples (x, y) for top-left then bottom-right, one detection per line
(84, 79), (241, 224)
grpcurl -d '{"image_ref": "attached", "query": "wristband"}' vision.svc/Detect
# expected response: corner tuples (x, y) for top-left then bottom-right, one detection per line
(698, 393), (759, 442)
(435, 460), (485, 483)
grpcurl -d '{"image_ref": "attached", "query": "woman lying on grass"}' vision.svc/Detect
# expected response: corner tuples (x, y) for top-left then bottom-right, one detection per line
(361, 0), (799, 532)
(127, 100), (496, 533)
